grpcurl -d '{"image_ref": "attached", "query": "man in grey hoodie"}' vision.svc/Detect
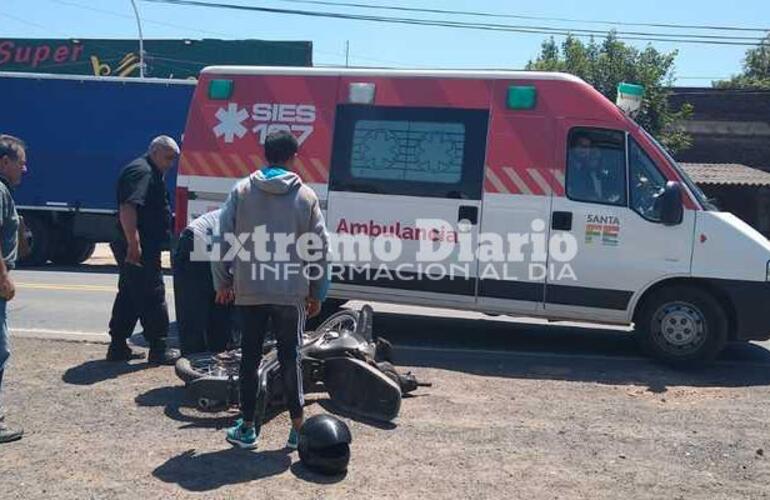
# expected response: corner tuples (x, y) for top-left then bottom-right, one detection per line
(214, 131), (329, 450)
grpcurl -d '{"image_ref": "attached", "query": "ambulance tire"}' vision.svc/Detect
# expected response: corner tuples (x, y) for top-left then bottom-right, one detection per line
(634, 286), (728, 367)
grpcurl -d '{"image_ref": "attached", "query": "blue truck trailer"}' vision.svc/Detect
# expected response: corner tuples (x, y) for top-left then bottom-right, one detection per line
(0, 72), (195, 265)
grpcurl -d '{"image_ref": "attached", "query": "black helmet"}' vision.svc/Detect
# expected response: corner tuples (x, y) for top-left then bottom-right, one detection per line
(298, 414), (352, 475)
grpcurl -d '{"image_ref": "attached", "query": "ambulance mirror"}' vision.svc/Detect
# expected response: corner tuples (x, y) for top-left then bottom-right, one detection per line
(659, 181), (683, 226)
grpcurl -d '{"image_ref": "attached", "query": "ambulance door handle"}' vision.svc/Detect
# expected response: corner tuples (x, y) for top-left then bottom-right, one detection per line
(552, 211), (573, 231)
(458, 205), (478, 225)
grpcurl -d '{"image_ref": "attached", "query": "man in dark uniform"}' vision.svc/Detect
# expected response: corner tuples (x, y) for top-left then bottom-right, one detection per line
(0, 134), (27, 444)
(107, 136), (180, 365)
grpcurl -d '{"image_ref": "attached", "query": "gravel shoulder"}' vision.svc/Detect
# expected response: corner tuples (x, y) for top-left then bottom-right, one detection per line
(1, 337), (769, 499)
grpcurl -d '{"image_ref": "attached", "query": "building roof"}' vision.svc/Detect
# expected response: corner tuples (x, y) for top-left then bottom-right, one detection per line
(668, 88), (770, 170)
(680, 163), (770, 186)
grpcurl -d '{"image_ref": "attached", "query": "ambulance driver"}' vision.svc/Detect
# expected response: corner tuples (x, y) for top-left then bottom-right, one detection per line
(567, 131), (625, 205)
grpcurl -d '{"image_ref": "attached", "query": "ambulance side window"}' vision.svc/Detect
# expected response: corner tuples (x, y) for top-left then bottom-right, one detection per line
(350, 120), (465, 185)
(330, 105), (489, 199)
(566, 128), (626, 206)
(629, 137), (667, 221)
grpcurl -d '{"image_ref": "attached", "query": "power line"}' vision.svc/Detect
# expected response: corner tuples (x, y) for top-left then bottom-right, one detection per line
(141, 0), (769, 47)
(47, 0), (240, 39)
(1, 8), (150, 64)
(46, 0), (428, 67)
(274, 0), (770, 34)
(0, 12), (72, 37)
(671, 89), (770, 95)
(677, 76), (732, 80)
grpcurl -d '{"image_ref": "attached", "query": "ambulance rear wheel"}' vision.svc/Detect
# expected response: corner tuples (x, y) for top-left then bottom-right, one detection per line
(634, 286), (727, 367)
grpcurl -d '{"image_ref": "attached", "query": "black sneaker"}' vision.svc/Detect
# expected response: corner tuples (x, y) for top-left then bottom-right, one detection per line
(148, 347), (181, 366)
(106, 342), (145, 362)
(0, 420), (23, 444)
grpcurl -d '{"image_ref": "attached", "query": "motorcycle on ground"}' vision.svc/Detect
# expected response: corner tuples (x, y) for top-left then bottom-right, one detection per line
(174, 305), (428, 422)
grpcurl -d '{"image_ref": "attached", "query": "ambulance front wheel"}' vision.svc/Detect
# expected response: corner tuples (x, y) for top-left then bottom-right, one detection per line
(634, 286), (728, 367)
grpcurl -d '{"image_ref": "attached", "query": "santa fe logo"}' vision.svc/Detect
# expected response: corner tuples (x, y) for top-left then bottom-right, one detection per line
(213, 102), (316, 145)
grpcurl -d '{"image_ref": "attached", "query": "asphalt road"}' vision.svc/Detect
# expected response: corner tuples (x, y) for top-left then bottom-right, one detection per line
(8, 265), (770, 367)
(5, 265), (770, 498)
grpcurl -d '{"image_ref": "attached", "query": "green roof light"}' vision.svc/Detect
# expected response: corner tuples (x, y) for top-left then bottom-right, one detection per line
(208, 79), (233, 100)
(507, 85), (537, 110)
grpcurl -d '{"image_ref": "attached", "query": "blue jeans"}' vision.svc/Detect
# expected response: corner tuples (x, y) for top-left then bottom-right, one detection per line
(0, 298), (8, 373)
(0, 298), (8, 416)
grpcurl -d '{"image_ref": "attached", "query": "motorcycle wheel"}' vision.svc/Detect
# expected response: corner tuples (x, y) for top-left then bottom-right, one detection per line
(175, 351), (241, 384)
(315, 309), (359, 335)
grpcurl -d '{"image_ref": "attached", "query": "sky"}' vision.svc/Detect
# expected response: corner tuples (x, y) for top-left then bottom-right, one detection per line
(1, 0), (767, 86)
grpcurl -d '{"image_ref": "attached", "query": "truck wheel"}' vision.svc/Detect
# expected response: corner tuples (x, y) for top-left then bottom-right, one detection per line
(50, 239), (96, 265)
(634, 286), (728, 367)
(18, 214), (51, 266)
(78, 242), (97, 263)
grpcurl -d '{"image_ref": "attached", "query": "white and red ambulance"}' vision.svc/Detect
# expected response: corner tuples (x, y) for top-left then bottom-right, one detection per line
(176, 66), (770, 365)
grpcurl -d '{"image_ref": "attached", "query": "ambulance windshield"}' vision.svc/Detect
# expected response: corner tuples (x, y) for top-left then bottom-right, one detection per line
(639, 128), (715, 211)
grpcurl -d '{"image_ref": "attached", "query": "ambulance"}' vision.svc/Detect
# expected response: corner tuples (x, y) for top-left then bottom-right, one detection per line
(176, 66), (770, 365)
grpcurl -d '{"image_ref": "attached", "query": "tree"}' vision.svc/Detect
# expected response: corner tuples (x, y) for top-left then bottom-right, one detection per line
(526, 32), (693, 153)
(714, 33), (770, 89)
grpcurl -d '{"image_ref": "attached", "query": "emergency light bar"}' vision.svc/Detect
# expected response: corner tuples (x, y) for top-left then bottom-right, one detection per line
(507, 85), (537, 110)
(208, 79), (233, 100)
(349, 82), (376, 104)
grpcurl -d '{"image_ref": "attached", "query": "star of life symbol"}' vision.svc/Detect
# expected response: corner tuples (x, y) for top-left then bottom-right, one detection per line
(213, 103), (249, 143)
(213, 102), (317, 145)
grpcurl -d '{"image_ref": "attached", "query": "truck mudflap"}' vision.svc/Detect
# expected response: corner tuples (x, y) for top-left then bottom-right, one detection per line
(323, 357), (402, 423)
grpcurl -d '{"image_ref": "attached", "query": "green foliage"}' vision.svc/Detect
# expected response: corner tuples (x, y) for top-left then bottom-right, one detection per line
(714, 33), (770, 89)
(527, 32), (693, 153)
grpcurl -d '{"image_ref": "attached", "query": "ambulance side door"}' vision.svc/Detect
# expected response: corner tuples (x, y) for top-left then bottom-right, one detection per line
(326, 104), (489, 306)
(476, 112), (557, 314)
(545, 122), (694, 323)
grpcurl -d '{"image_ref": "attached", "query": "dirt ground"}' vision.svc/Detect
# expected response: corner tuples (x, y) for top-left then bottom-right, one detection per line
(1, 337), (770, 499)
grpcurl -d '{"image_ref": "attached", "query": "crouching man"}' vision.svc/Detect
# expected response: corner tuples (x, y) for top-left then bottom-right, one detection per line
(173, 209), (233, 355)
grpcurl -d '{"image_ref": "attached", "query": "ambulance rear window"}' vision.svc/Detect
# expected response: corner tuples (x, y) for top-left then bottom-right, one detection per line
(330, 105), (489, 200)
(350, 120), (465, 184)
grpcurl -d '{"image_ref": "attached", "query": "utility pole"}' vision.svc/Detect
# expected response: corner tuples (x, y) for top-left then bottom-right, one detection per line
(129, 0), (145, 78)
(345, 40), (350, 68)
